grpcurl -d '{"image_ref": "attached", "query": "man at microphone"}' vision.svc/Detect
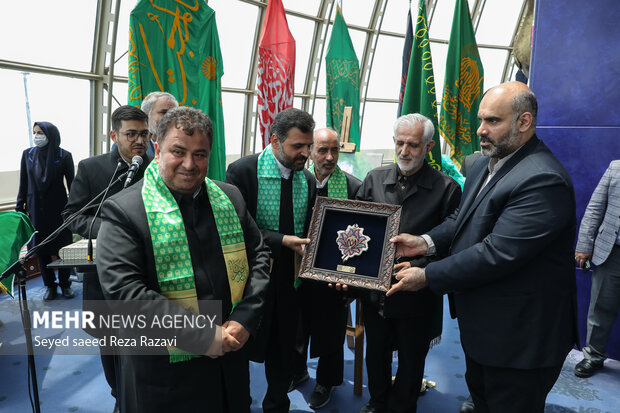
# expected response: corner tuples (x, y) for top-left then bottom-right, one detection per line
(96, 107), (270, 412)
(62, 104), (151, 412)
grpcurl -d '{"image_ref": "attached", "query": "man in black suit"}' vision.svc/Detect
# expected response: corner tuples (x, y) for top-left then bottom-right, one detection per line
(226, 108), (316, 413)
(389, 82), (579, 413)
(96, 107), (270, 412)
(356, 114), (461, 413)
(292, 127), (362, 409)
(62, 105), (151, 410)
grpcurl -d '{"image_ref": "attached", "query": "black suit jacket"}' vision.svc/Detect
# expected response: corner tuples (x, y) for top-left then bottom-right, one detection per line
(95, 180), (270, 412)
(357, 162), (462, 319)
(62, 147), (150, 302)
(225, 153), (316, 259)
(426, 136), (579, 369)
(302, 169), (362, 357)
(226, 153), (316, 361)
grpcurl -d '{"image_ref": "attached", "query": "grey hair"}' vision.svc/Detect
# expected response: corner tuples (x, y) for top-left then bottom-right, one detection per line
(393, 113), (434, 144)
(140, 91), (178, 115)
(512, 90), (538, 127)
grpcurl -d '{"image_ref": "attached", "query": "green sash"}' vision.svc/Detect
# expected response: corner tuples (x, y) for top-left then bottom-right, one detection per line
(256, 145), (308, 237)
(142, 161), (249, 362)
(312, 165), (348, 199)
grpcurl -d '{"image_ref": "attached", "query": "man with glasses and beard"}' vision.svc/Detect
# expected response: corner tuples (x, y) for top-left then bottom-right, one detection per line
(389, 82), (579, 413)
(226, 108), (316, 413)
(354, 113), (461, 413)
(63, 105), (151, 412)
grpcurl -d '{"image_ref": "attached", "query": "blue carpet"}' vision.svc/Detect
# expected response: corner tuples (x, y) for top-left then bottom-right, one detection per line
(1, 276), (619, 412)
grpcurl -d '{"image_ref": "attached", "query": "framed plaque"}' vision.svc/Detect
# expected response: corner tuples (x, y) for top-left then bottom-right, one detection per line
(299, 197), (401, 292)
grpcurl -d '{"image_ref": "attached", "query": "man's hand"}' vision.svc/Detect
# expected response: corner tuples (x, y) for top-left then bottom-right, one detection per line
(328, 282), (349, 292)
(282, 235), (310, 255)
(205, 325), (228, 358)
(386, 267), (427, 296)
(223, 320), (250, 350)
(390, 234), (428, 258)
(575, 251), (593, 270)
(393, 261), (411, 271)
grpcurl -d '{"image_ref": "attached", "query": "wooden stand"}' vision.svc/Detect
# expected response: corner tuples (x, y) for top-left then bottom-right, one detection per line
(340, 106), (356, 153)
(346, 299), (364, 395)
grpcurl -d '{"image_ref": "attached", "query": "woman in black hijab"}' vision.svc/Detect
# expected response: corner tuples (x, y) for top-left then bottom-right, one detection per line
(16, 122), (75, 300)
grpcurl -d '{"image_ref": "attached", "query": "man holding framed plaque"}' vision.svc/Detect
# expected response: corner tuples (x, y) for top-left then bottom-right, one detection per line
(356, 113), (461, 413)
(293, 127), (362, 409)
(226, 108), (317, 413)
(389, 82), (579, 413)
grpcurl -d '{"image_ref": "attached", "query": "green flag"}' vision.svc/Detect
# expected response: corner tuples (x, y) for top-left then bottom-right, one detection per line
(400, 0), (442, 171)
(326, 7), (360, 149)
(128, 0), (226, 180)
(0, 212), (35, 298)
(439, 0), (484, 169)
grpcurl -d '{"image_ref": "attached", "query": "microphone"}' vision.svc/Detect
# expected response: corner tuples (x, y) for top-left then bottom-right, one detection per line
(124, 155), (143, 188)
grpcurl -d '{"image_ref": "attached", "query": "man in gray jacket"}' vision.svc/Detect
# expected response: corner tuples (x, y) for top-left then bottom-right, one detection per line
(574, 160), (620, 378)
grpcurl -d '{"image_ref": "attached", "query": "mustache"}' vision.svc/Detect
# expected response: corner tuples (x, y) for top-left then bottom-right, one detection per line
(479, 135), (495, 144)
(294, 155), (307, 162)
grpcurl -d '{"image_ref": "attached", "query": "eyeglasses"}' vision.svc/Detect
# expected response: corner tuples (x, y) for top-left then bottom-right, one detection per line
(118, 129), (150, 142)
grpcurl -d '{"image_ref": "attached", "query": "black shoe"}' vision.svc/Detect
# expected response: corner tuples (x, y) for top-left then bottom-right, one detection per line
(308, 384), (334, 409)
(43, 286), (58, 301)
(460, 395), (475, 413)
(574, 358), (603, 378)
(288, 370), (309, 392)
(358, 403), (382, 413)
(61, 287), (75, 299)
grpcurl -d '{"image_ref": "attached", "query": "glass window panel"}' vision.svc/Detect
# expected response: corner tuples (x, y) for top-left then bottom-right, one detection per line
(312, 97), (327, 130)
(286, 15), (316, 94)
(221, 92), (246, 156)
(1, 70), (90, 173)
(112, 81), (129, 107)
(210, 0), (259, 88)
(360, 101), (399, 150)
(428, 0), (456, 40)
(339, 0), (374, 28)
(380, 0), (411, 34)
(475, 0), (523, 46)
(367, 35), (405, 100)
(283, 0), (321, 15)
(477, 48), (509, 91)
(112, 0), (138, 80)
(0, 0), (97, 71)
(429, 41), (449, 106)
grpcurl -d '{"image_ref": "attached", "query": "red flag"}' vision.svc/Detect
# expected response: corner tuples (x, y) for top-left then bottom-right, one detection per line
(257, 0), (296, 149)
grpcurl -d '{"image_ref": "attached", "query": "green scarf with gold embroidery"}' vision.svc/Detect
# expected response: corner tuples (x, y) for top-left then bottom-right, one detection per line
(256, 145), (308, 237)
(142, 161), (249, 363)
(312, 164), (348, 199)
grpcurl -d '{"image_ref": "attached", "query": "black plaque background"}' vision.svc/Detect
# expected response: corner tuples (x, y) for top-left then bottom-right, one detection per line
(314, 210), (387, 278)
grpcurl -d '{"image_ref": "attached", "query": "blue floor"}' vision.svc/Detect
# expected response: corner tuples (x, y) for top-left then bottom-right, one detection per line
(1, 276), (619, 412)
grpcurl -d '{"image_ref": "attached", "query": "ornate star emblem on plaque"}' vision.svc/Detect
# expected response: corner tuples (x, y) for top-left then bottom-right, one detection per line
(336, 224), (371, 263)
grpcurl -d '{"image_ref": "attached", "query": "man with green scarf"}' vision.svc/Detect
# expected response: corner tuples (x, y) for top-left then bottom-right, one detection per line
(226, 108), (316, 413)
(96, 107), (270, 412)
(292, 127), (361, 409)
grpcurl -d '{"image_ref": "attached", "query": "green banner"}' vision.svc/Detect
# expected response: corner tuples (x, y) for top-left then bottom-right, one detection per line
(439, 0), (484, 169)
(128, 0), (226, 180)
(0, 212), (35, 298)
(326, 7), (361, 149)
(401, 1), (442, 171)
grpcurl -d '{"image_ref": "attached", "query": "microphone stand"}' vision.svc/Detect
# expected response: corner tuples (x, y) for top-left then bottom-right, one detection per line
(0, 169), (129, 413)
